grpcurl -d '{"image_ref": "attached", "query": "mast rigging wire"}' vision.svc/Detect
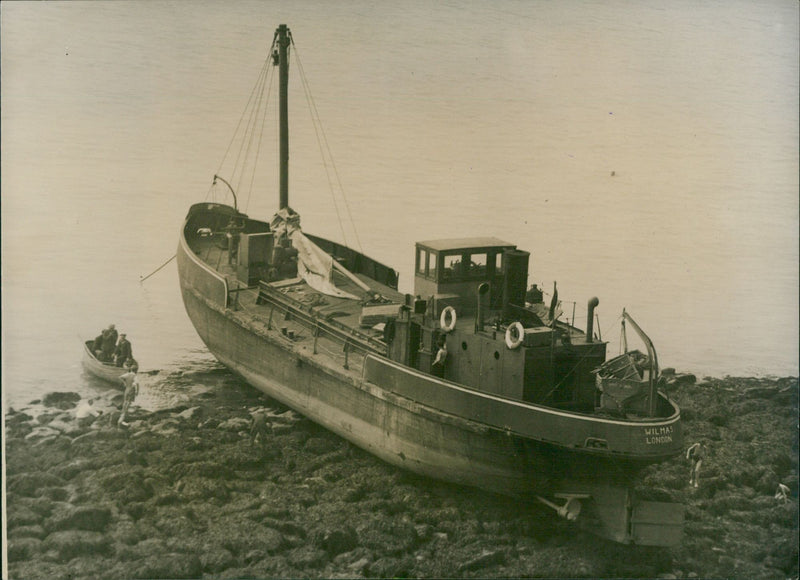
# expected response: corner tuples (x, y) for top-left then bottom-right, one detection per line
(207, 31), (363, 253)
(292, 38), (363, 253)
(210, 32), (278, 209)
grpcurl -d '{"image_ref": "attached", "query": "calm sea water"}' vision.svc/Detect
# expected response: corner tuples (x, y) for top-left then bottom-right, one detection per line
(2, 0), (798, 410)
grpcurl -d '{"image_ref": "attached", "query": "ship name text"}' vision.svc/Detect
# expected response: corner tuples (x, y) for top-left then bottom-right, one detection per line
(644, 425), (673, 445)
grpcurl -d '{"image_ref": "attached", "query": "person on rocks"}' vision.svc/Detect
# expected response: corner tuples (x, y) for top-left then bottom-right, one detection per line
(75, 397), (102, 428)
(101, 324), (118, 362)
(775, 482), (790, 503)
(686, 441), (706, 488)
(250, 410), (272, 445)
(114, 333), (133, 367)
(118, 367), (140, 427)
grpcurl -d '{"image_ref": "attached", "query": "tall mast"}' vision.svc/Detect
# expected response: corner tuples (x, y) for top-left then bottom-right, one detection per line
(276, 24), (290, 210)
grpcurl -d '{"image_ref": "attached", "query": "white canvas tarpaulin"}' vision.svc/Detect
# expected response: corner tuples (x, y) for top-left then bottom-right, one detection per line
(271, 208), (360, 300)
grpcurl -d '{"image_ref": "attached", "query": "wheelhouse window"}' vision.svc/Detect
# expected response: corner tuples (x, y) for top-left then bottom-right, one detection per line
(467, 252), (487, 277)
(441, 251), (490, 280)
(494, 252), (503, 274)
(442, 254), (462, 280)
(427, 251), (437, 279)
(416, 247), (440, 280)
(420, 245), (510, 283)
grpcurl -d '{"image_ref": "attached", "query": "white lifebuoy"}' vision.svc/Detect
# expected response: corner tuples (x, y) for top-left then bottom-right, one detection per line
(440, 306), (457, 333)
(505, 321), (525, 349)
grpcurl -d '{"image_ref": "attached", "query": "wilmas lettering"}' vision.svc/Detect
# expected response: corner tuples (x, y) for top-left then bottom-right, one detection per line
(644, 425), (673, 445)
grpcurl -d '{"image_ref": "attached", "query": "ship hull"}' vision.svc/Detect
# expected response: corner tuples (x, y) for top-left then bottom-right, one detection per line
(175, 21), (685, 544)
(177, 202), (686, 545)
(178, 260), (550, 496)
(178, 228), (672, 497)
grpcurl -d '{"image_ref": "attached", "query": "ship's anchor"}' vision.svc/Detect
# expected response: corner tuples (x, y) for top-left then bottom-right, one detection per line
(536, 494), (587, 521)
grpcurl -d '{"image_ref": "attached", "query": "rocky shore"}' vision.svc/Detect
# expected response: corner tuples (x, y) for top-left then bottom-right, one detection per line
(4, 373), (798, 579)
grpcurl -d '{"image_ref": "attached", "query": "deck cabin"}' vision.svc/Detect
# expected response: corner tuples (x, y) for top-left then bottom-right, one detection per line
(388, 237), (607, 413)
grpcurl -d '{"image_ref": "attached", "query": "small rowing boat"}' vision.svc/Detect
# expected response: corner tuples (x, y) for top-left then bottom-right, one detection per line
(81, 340), (127, 385)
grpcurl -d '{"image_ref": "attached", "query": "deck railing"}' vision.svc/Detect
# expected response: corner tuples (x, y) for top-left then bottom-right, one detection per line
(256, 281), (388, 359)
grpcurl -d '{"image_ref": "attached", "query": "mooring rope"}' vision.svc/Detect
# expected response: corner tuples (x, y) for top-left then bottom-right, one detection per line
(140, 254), (176, 283)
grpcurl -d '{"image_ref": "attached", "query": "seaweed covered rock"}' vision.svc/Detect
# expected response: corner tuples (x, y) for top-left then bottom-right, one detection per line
(4, 375), (797, 579)
(8, 472), (67, 498)
(41, 391), (82, 410)
(47, 505), (112, 533)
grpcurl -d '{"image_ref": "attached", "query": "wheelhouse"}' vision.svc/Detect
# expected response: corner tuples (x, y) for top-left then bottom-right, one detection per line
(414, 237), (517, 313)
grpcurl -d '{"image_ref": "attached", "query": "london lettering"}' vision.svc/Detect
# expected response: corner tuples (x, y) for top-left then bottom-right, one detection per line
(644, 425), (673, 445)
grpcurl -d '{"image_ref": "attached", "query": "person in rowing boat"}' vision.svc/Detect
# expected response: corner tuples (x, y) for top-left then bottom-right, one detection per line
(92, 332), (105, 358)
(101, 324), (118, 362)
(118, 367), (140, 427)
(114, 333), (133, 367)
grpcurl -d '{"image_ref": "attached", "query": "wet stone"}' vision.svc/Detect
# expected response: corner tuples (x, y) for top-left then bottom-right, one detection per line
(41, 391), (82, 410)
(459, 548), (507, 573)
(304, 436), (338, 455)
(316, 526), (359, 556)
(199, 546), (236, 574)
(12, 524), (47, 540)
(7, 537), (43, 562)
(6, 410), (33, 425)
(43, 530), (113, 560)
(25, 427), (61, 442)
(48, 505), (112, 533)
(287, 544), (329, 569)
(7, 505), (45, 529)
(366, 555), (417, 579)
(99, 469), (154, 503)
(176, 406), (204, 421)
(130, 552), (203, 580)
(8, 472), (67, 498)
(217, 417), (250, 431)
(39, 487), (69, 502)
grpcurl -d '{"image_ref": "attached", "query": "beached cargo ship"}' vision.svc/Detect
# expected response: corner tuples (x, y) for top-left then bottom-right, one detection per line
(177, 24), (684, 545)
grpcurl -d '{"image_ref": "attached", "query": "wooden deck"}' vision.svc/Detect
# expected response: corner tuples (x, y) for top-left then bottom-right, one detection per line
(190, 235), (406, 374)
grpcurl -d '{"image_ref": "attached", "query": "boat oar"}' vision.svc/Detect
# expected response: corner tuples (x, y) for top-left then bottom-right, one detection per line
(140, 254), (176, 283)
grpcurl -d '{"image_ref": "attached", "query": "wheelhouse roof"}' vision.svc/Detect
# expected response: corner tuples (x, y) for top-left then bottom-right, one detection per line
(416, 237), (516, 253)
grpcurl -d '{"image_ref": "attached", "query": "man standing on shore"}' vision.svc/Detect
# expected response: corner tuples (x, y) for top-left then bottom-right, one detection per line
(118, 367), (140, 427)
(686, 442), (705, 488)
(250, 410), (272, 445)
